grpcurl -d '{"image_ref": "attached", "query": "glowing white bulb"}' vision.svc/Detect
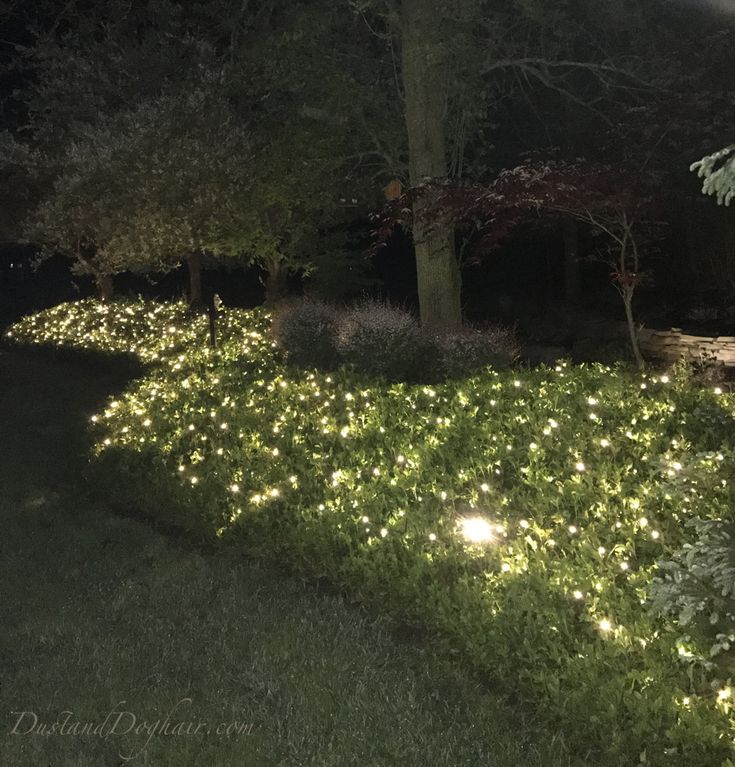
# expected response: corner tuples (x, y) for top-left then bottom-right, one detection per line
(575, 461), (586, 473)
(599, 618), (612, 633)
(461, 517), (495, 544)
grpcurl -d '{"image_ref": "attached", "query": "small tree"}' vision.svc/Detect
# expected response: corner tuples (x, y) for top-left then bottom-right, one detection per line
(376, 161), (662, 367)
(24, 86), (252, 307)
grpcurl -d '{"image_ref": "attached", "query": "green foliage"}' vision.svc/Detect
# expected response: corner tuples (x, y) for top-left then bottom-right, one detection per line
(9, 298), (735, 765)
(303, 230), (379, 302)
(692, 145), (735, 207)
(0, 351), (566, 767)
(650, 518), (735, 673)
(11, 0), (391, 291)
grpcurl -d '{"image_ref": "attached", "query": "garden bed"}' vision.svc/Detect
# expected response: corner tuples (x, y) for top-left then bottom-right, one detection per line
(8, 298), (735, 766)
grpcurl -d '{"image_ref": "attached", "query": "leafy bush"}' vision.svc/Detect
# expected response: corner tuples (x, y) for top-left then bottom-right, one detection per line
(336, 299), (426, 381)
(272, 297), (341, 369)
(273, 298), (519, 382)
(10, 299), (735, 766)
(650, 517), (735, 675)
(428, 324), (520, 378)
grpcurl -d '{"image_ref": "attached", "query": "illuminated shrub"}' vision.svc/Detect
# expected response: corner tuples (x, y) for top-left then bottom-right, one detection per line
(336, 299), (426, 381)
(272, 297), (341, 369)
(9, 299), (735, 766)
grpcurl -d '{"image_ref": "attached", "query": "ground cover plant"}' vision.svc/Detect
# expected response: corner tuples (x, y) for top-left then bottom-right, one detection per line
(8, 298), (735, 766)
(0, 349), (567, 767)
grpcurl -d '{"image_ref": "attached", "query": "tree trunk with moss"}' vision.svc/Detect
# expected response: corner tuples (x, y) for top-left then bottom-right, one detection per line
(187, 252), (204, 310)
(400, 0), (462, 328)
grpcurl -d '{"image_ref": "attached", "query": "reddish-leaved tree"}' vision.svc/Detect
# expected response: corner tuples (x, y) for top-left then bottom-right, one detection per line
(375, 161), (663, 368)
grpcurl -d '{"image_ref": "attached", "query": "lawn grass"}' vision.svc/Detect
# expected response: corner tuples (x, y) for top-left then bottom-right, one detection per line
(0, 348), (570, 767)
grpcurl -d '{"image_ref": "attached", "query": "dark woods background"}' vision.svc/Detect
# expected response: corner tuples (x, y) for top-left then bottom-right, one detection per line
(1, 0), (734, 344)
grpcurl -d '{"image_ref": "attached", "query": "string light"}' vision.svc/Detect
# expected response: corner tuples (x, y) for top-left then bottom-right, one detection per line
(460, 517), (495, 544)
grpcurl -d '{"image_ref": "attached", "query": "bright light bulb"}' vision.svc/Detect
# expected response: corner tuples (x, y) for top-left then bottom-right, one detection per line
(461, 517), (495, 544)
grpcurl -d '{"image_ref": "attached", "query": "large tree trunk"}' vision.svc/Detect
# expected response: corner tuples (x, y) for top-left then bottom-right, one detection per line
(263, 259), (288, 306)
(563, 217), (581, 303)
(187, 252), (204, 310)
(400, 0), (462, 328)
(95, 273), (114, 302)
